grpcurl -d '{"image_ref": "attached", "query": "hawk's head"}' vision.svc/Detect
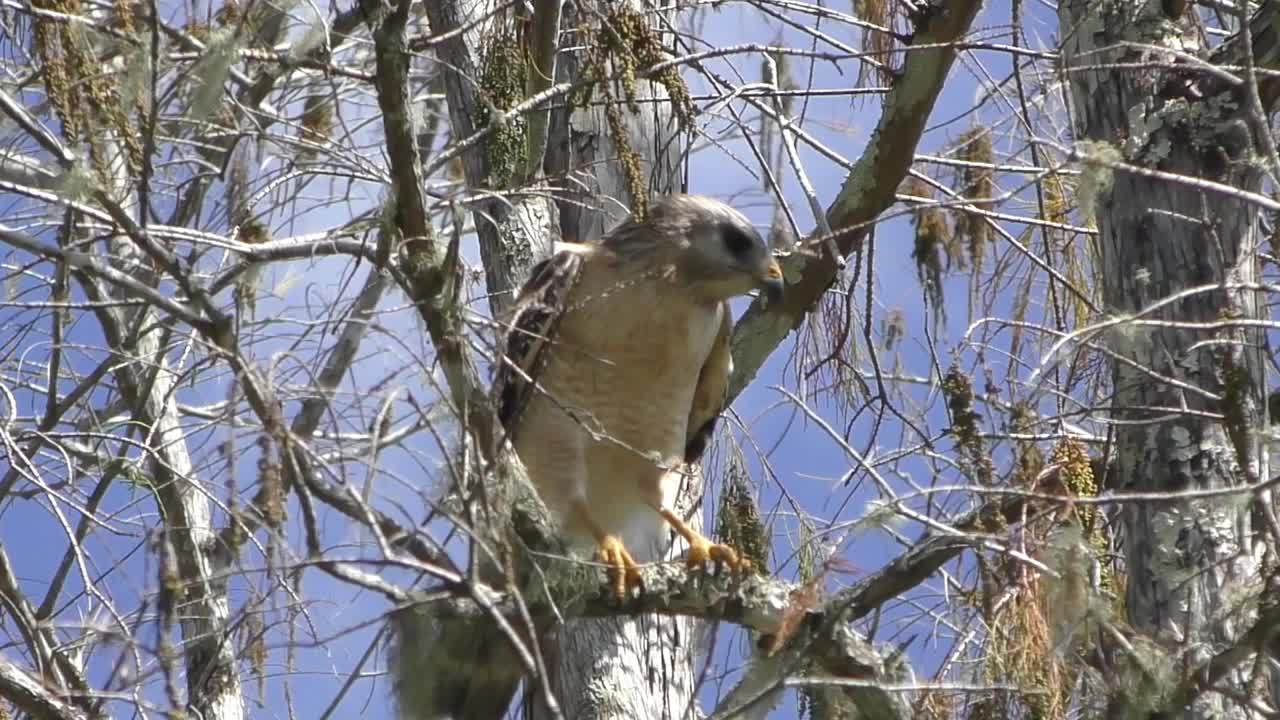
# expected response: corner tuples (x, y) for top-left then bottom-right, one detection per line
(605, 194), (784, 304)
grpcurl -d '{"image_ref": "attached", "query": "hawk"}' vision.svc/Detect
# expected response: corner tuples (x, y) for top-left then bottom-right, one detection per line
(494, 194), (784, 597)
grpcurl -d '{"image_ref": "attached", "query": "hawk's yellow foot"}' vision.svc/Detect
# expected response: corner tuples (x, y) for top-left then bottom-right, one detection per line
(683, 532), (752, 574)
(570, 499), (644, 599)
(595, 534), (643, 600)
(659, 508), (752, 575)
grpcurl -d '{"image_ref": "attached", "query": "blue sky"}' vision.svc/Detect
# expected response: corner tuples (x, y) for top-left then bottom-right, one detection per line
(0, 0), (1091, 717)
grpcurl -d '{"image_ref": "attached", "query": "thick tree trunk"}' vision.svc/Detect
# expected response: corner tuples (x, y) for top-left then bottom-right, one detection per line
(1060, 1), (1271, 716)
(426, 0), (558, 315)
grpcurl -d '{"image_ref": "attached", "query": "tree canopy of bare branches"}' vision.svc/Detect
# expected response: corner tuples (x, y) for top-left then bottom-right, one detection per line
(3, 0), (1280, 718)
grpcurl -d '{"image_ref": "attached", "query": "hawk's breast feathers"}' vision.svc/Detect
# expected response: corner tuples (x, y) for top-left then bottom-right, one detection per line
(493, 241), (732, 465)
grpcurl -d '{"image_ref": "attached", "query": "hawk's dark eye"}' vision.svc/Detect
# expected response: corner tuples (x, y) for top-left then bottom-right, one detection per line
(722, 226), (754, 257)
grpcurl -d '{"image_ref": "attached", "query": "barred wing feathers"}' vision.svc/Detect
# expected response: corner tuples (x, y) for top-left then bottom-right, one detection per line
(494, 249), (584, 437)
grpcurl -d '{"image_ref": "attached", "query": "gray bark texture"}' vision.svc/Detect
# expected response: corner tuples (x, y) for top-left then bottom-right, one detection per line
(1060, 1), (1275, 716)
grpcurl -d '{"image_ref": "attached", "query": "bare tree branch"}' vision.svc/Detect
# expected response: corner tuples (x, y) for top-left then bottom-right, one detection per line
(728, 0), (984, 400)
(0, 656), (92, 720)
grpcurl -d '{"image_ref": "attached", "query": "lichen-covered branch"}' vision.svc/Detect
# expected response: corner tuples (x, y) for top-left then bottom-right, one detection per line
(374, 0), (494, 451)
(396, 492), (1038, 720)
(371, 4), (571, 716)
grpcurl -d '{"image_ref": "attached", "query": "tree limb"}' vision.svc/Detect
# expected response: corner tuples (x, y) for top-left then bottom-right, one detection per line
(1211, 0), (1280, 106)
(373, 0), (494, 450)
(372, 3), (567, 716)
(519, 0), (563, 183)
(0, 656), (92, 720)
(398, 493), (1032, 719)
(727, 0), (984, 401)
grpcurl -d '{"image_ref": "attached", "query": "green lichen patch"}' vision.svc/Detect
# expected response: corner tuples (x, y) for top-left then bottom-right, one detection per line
(1074, 141), (1121, 224)
(716, 453), (768, 571)
(477, 28), (527, 189)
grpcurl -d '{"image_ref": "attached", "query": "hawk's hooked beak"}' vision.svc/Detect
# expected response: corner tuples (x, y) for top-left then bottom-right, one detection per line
(757, 258), (784, 304)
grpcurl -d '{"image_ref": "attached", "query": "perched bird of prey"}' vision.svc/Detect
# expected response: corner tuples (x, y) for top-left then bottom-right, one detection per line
(494, 194), (784, 597)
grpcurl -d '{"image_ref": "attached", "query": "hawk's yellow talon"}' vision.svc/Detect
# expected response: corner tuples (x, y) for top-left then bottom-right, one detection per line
(596, 534), (643, 599)
(684, 535), (751, 574)
(659, 507), (752, 576)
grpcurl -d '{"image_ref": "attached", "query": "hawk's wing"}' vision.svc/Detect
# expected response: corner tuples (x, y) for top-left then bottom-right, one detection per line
(684, 302), (733, 464)
(494, 247), (585, 438)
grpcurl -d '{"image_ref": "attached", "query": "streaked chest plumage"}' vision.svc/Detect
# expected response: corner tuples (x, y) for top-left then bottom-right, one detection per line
(539, 281), (723, 463)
